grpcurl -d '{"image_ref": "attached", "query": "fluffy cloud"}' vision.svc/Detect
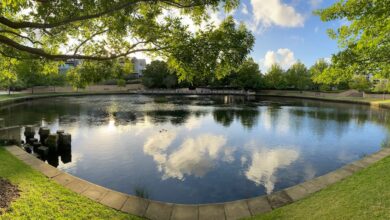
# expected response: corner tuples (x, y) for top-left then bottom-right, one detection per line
(262, 48), (297, 70)
(163, 134), (229, 179)
(245, 148), (299, 194)
(241, 4), (249, 15)
(143, 131), (177, 171)
(309, 0), (323, 8)
(250, 0), (304, 29)
(144, 133), (235, 180)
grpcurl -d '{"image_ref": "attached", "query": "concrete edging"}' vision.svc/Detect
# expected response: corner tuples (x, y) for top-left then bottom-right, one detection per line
(4, 145), (390, 220)
(2, 93), (390, 219)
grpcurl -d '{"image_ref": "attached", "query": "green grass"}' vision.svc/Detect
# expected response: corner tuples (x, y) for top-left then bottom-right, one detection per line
(0, 147), (141, 220)
(249, 155), (390, 220)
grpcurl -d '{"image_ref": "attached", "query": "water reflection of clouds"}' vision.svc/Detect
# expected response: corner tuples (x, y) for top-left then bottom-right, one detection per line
(143, 130), (177, 172)
(245, 147), (299, 194)
(144, 133), (234, 180)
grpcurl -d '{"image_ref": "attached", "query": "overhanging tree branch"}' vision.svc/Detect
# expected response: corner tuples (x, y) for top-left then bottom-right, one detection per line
(0, 30), (43, 45)
(73, 29), (109, 55)
(0, 34), (166, 60)
(0, 0), (206, 29)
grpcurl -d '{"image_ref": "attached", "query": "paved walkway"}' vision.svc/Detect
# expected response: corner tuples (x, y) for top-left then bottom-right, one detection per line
(4, 145), (390, 220)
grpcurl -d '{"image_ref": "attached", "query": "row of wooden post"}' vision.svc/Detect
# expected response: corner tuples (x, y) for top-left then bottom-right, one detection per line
(24, 126), (71, 158)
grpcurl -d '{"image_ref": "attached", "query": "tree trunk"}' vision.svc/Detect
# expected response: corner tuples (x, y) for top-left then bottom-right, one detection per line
(8, 86), (11, 95)
(31, 86), (34, 94)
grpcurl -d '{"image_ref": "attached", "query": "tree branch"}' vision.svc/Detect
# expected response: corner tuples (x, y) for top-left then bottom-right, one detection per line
(0, 30), (43, 45)
(0, 34), (166, 60)
(0, 0), (207, 29)
(0, 0), (144, 29)
(73, 29), (109, 55)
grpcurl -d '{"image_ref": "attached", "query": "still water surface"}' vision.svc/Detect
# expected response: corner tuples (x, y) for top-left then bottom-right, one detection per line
(1, 95), (390, 204)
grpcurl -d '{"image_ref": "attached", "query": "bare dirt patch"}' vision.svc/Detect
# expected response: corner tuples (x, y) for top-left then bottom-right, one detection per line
(0, 178), (19, 214)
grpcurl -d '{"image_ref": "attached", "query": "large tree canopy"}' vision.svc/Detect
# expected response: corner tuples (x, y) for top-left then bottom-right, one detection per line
(316, 0), (389, 79)
(0, 0), (239, 60)
(167, 16), (254, 83)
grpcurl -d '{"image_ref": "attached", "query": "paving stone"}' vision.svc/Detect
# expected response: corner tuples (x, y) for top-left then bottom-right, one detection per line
(224, 200), (251, 220)
(121, 195), (149, 217)
(380, 148), (390, 155)
(267, 191), (293, 209)
(15, 151), (36, 161)
(100, 191), (128, 210)
(247, 196), (272, 215)
(65, 179), (91, 194)
(23, 157), (45, 168)
(300, 178), (326, 194)
(171, 205), (198, 220)
(342, 164), (363, 173)
(52, 172), (77, 186)
(360, 156), (381, 165)
(316, 171), (344, 186)
(5, 145), (26, 156)
(351, 159), (371, 168)
(199, 204), (226, 220)
(144, 201), (173, 220)
(82, 184), (110, 202)
(35, 163), (62, 178)
(333, 168), (353, 178)
(284, 184), (310, 201)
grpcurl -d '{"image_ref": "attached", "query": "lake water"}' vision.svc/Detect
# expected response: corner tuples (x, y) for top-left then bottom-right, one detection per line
(1, 95), (390, 204)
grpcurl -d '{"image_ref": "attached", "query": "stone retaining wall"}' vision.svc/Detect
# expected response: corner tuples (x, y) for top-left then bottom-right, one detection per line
(0, 127), (21, 145)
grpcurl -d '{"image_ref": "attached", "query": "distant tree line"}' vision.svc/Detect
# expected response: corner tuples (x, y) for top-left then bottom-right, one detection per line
(141, 58), (377, 92)
(0, 57), (137, 93)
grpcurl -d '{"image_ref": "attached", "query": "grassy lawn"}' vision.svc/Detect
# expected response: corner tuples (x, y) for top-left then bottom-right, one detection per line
(249, 155), (390, 220)
(0, 147), (140, 220)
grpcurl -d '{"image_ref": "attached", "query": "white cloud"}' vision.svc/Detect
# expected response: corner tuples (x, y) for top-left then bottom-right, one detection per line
(163, 134), (231, 180)
(144, 133), (234, 180)
(250, 0), (304, 29)
(309, 0), (323, 8)
(143, 131), (177, 171)
(241, 4), (249, 15)
(245, 148), (299, 194)
(261, 48), (297, 70)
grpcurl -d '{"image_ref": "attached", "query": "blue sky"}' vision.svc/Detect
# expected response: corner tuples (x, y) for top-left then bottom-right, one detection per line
(220, 0), (340, 72)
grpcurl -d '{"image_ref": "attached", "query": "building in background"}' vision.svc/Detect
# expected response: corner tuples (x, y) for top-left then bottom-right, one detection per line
(59, 59), (81, 74)
(131, 57), (146, 77)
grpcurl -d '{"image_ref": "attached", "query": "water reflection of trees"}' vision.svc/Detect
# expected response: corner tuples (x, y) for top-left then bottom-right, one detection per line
(0, 100), (82, 126)
(212, 108), (260, 129)
(145, 109), (208, 125)
(288, 105), (390, 141)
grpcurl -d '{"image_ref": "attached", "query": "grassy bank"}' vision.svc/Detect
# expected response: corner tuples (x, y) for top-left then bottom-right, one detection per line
(250, 154), (390, 220)
(0, 147), (140, 219)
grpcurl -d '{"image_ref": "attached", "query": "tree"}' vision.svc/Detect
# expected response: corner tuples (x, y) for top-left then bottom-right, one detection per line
(315, 0), (390, 79)
(230, 58), (263, 90)
(14, 59), (59, 93)
(167, 17), (254, 85)
(0, 56), (18, 94)
(142, 60), (178, 88)
(310, 58), (330, 90)
(65, 60), (126, 90)
(349, 75), (371, 92)
(264, 64), (286, 89)
(0, 0), (239, 61)
(285, 61), (311, 91)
